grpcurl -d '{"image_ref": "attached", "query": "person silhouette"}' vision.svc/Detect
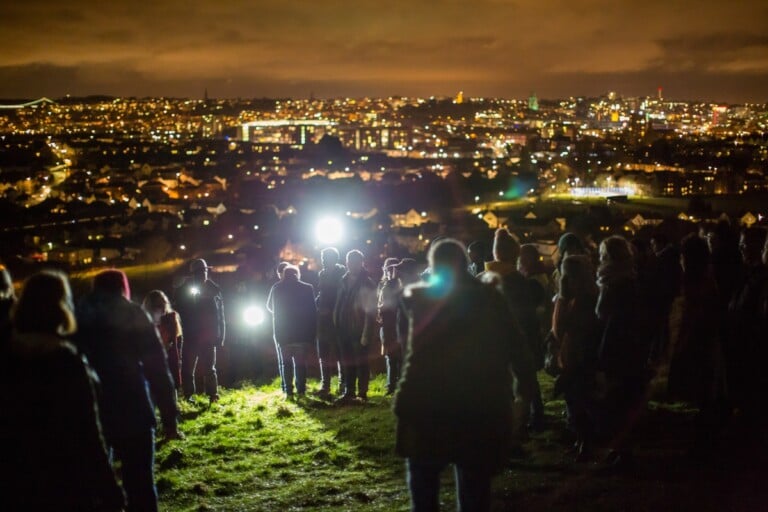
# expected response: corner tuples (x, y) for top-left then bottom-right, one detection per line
(2, 270), (125, 511)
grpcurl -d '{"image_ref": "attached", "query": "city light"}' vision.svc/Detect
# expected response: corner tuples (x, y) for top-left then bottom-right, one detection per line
(190, 286), (200, 296)
(315, 217), (343, 244)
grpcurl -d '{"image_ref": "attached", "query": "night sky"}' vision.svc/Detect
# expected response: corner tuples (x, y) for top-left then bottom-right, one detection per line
(1, 0), (767, 102)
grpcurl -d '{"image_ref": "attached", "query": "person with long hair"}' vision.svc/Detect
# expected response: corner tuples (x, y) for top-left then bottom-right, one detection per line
(143, 290), (184, 390)
(552, 255), (600, 460)
(594, 235), (650, 470)
(1, 270), (124, 511)
(668, 233), (725, 456)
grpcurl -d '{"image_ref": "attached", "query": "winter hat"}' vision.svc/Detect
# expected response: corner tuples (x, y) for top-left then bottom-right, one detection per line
(557, 232), (584, 256)
(93, 269), (131, 300)
(493, 228), (520, 263)
(189, 258), (210, 273)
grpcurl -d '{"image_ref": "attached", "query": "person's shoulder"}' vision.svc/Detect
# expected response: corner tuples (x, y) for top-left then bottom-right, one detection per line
(469, 273), (504, 294)
(76, 291), (101, 311)
(163, 310), (180, 321)
(383, 279), (400, 291)
(204, 279), (221, 293)
(125, 299), (153, 323)
(58, 341), (93, 371)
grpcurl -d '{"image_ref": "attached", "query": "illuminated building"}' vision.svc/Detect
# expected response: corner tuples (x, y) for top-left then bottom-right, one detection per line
(238, 119), (334, 144)
(712, 106), (728, 126)
(528, 92), (539, 112)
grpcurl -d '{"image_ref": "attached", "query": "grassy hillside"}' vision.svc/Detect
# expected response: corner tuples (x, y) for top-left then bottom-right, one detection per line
(157, 376), (408, 511)
(156, 373), (768, 512)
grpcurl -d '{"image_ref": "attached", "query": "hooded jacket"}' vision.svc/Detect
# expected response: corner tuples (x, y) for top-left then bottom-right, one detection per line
(0, 332), (125, 511)
(75, 292), (179, 439)
(394, 272), (514, 468)
(316, 263), (346, 315)
(334, 269), (377, 344)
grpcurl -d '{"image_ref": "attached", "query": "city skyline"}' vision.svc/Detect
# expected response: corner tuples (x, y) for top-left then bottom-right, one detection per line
(1, 1), (767, 103)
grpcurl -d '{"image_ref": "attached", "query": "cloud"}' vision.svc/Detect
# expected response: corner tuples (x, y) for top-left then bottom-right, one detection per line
(0, 0), (766, 101)
(654, 34), (768, 73)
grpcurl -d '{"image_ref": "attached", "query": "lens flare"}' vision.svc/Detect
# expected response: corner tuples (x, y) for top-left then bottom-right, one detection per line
(243, 305), (266, 327)
(315, 217), (343, 245)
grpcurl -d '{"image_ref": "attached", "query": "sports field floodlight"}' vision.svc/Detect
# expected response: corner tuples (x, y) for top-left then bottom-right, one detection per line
(243, 305), (266, 327)
(315, 217), (343, 245)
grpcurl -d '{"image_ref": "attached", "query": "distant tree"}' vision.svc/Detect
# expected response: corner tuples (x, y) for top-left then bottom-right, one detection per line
(314, 135), (346, 160)
(687, 197), (712, 215)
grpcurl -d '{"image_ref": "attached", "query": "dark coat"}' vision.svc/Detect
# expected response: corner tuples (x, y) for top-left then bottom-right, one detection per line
(378, 278), (400, 349)
(0, 297), (12, 347)
(0, 333), (125, 511)
(316, 264), (346, 315)
(596, 276), (650, 379)
(75, 292), (178, 439)
(651, 244), (682, 314)
(552, 293), (600, 374)
(479, 261), (541, 378)
(175, 278), (225, 347)
(393, 273), (514, 469)
(334, 270), (377, 344)
(727, 264), (768, 407)
(266, 276), (317, 346)
(668, 278), (722, 403)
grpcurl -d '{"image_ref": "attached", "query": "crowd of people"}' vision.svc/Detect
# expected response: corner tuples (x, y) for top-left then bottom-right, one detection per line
(0, 261), (212, 511)
(0, 219), (767, 511)
(261, 223), (768, 510)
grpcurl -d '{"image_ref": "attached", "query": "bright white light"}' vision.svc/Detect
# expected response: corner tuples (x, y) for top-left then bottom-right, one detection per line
(243, 305), (266, 327)
(190, 286), (200, 296)
(315, 217), (343, 245)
